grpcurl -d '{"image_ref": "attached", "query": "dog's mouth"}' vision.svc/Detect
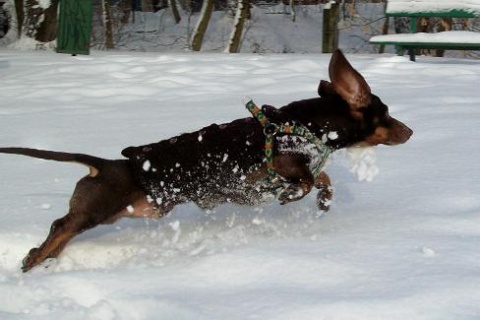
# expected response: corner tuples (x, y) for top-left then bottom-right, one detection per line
(360, 118), (413, 147)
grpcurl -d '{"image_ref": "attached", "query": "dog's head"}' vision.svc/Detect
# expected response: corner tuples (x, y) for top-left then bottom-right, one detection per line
(315, 50), (413, 148)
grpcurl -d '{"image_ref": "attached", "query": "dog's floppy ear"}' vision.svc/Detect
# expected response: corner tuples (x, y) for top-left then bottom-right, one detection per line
(318, 80), (337, 97)
(329, 49), (371, 119)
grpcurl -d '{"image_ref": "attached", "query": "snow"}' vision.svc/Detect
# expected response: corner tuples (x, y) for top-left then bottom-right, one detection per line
(1, 50), (480, 319)
(346, 147), (379, 182)
(37, 0), (51, 10)
(370, 31), (480, 44)
(142, 160), (151, 172)
(387, 0), (480, 15)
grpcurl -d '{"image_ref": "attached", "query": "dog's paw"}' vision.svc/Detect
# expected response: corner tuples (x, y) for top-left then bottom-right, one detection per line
(316, 197), (331, 212)
(316, 186), (334, 211)
(22, 247), (40, 272)
(278, 185), (305, 205)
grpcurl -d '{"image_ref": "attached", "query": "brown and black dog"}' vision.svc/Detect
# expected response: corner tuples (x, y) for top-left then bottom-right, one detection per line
(0, 50), (412, 272)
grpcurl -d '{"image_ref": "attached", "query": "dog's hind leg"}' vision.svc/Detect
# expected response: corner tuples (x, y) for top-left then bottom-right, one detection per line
(21, 210), (99, 272)
(22, 191), (165, 272)
(21, 161), (149, 272)
(21, 177), (124, 272)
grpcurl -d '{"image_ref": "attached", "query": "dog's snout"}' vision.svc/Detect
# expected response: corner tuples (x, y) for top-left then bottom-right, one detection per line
(404, 125), (413, 140)
(398, 122), (413, 142)
(390, 118), (413, 144)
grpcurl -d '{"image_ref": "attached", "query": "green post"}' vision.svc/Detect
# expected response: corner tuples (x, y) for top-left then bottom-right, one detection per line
(56, 0), (93, 55)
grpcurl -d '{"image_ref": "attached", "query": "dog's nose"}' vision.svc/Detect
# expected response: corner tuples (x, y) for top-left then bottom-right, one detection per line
(388, 118), (413, 145)
(397, 123), (413, 143)
(400, 125), (413, 141)
(405, 126), (413, 140)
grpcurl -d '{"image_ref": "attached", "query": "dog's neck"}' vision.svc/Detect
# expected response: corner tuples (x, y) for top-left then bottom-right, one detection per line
(280, 97), (364, 150)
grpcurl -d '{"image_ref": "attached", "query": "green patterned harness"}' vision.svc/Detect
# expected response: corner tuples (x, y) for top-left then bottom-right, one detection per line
(245, 99), (333, 188)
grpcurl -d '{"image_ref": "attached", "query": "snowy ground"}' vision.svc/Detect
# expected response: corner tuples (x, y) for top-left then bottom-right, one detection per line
(0, 50), (480, 319)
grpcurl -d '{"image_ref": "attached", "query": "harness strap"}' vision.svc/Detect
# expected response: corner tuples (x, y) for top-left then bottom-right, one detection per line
(245, 99), (277, 178)
(245, 99), (332, 183)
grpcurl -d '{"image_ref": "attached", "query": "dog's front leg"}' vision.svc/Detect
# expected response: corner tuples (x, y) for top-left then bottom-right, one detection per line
(274, 154), (314, 205)
(315, 171), (333, 211)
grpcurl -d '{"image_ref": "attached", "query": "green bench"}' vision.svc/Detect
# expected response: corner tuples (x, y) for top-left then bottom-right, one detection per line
(370, 0), (480, 61)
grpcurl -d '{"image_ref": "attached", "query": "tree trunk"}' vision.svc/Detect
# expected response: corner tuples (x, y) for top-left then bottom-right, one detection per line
(170, 0), (181, 24)
(348, 0), (355, 17)
(142, 0), (154, 12)
(322, 1), (339, 53)
(340, 0), (346, 19)
(103, 0), (114, 49)
(226, 0), (249, 53)
(22, 0), (59, 42)
(394, 16), (409, 34)
(191, 0), (214, 51)
(435, 18), (452, 57)
(14, 0), (24, 37)
(290, 0), (295, 22)
(24, 0), (40, 38)
(121, 0), (132, 25)
(379, 3), (389, 54)
(36, 0), (59, 42)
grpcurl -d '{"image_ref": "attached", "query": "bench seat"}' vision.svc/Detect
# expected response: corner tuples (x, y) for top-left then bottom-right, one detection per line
(370, 31), (480, 50)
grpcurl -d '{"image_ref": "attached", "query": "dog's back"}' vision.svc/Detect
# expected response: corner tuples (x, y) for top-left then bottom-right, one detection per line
(122, 117), (267, 207)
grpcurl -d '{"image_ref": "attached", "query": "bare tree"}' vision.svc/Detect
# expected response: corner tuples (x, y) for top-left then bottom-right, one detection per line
(170, 0), (182, 24)
(21, 0), (59, 42)
(191, 0), (214, 51)
(120, 0), (133, 24)
(290, 0), (296, 22)
(226, 0), (249, 53)
(102, 0), (114, 49)
(378, 2), (389, 54)
(13, 0), (23, 37)
(141, 0), (154, 12)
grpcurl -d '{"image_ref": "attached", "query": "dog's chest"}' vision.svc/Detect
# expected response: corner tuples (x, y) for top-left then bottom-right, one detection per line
(275, 134), (329, 178)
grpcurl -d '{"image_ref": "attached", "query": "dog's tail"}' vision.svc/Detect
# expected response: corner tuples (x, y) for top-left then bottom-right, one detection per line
(0, 147), (106, 177)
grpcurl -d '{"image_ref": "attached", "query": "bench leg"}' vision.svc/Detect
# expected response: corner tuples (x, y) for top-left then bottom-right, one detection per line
(394, 45), (404, 56)
(408, 48), (415, 62)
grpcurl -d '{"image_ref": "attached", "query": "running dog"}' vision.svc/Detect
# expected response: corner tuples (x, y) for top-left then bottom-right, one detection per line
(0, 50), (412, 272)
